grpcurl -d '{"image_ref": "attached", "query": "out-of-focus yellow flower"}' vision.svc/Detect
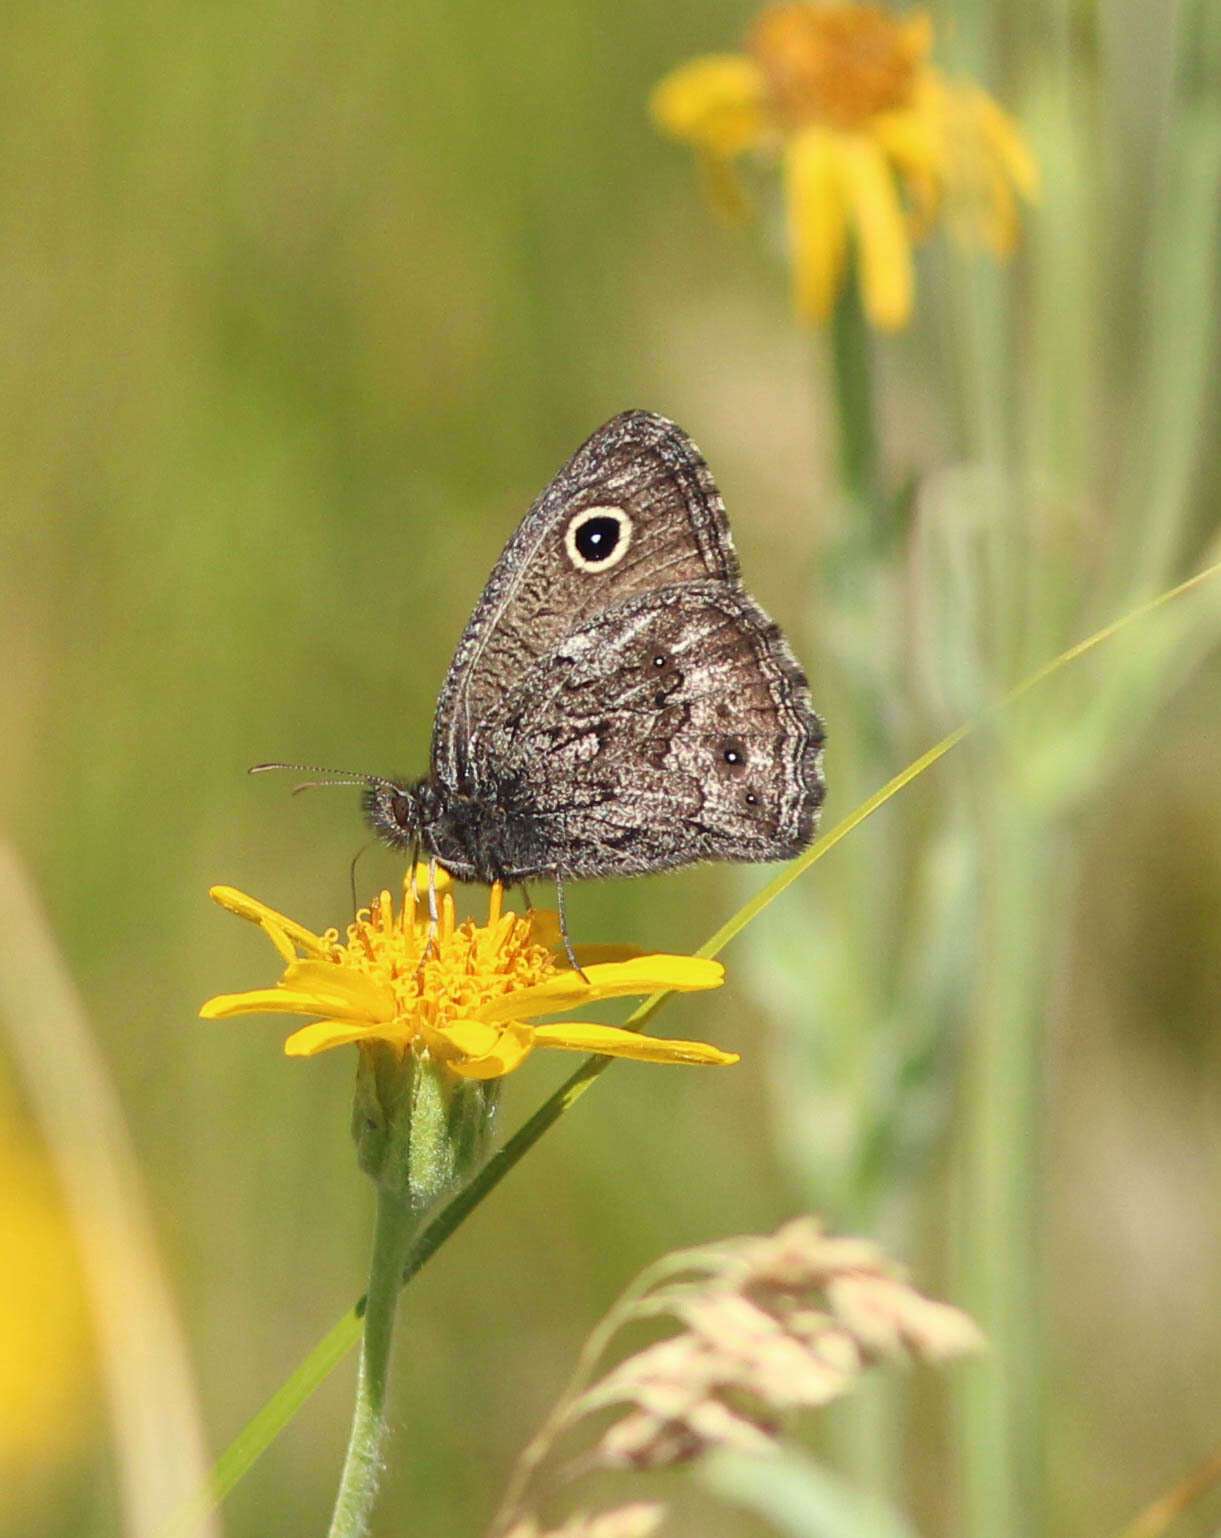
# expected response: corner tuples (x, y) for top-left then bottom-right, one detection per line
(651, 1), (1038, 328)
(0, 1123), (93, 1477)
(200, 870), (733, 1080)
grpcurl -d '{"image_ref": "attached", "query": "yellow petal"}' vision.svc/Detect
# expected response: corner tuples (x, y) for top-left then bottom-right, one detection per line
(524, 908), (562, 952)
(784, 127), (848, 324)
(431, 1018), (503, 1059)
(650, 55), (769, 157)
(199, 961), (395, 1023)
(564, 943), (646, 969)
(532, 1022), (739, 1066)
(468, 909), (520, 971)
(278, 960), (396, 1020)
(476, 955), (725, 1024)
(971, 88), (1040, 201)
(447, 1024), (535, 1080)
(405, 861), (451, 896)
(977, 155), (1020, 257)
(200, 987), (321, 1020)
(838, 134), (914, 329)
(873, 107), (942, 236)
(283, 1020), (390, 1056)
(209, 885), (332, 960)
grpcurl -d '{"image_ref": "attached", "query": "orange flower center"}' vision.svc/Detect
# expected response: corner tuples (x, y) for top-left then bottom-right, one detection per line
(341, 884), (558, 1032)
(748, 2), (926, 131)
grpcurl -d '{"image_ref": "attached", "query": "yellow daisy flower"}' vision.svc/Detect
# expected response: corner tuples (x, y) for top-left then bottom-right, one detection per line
(200, 870), (734, 1080)
(651, 1), (1038, 328)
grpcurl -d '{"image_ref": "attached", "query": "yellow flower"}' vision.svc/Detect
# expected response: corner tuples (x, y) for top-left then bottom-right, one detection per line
(651, 1), (1038, 328)
(200, 869), (734, 1080)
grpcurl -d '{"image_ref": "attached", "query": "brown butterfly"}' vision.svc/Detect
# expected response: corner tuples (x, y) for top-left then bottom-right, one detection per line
(260, 412), (824, 952)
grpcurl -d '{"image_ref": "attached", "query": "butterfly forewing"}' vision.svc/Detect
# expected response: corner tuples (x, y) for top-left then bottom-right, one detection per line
(365, 409), (826, 889)
(430, 412), (742, 789)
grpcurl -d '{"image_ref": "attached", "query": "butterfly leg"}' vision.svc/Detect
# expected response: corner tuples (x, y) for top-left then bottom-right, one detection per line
(553, 872), (589, 982)
(518, 882), (534, 914)
(425, 855), (441, 948)
(347, 838), (379, 913)
(414, 854), (441, 977)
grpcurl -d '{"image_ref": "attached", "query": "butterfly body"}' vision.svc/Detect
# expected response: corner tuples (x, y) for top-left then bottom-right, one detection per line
(365, 412), (825, 886)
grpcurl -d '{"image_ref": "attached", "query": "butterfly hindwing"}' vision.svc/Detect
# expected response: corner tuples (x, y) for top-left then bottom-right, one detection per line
(451, 584), (825, 881)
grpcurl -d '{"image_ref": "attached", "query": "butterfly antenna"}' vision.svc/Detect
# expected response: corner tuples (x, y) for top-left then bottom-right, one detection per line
(249, 762), (397, 797)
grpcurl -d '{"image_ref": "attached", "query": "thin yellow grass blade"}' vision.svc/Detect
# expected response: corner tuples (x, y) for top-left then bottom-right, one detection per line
(0, 843), (220, 1538)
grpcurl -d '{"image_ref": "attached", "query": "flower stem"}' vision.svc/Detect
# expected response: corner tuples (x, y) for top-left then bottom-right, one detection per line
(955, 783), (1050, 1538)
(821, 262), (895, 788)
(829, 270), (882, 534)
(327, 1184), (417, 1538)
(330, 1049), (491, 1538)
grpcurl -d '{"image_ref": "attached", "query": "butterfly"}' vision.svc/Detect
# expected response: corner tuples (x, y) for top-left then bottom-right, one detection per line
(364, 411), (824, 894)
(260, 412), (824, 952)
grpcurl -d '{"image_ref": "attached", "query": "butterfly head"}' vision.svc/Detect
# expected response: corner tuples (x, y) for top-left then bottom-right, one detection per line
(363, 776), (433, 851)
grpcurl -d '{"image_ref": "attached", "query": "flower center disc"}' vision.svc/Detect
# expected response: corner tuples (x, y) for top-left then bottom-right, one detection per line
(749, 2), (923, 130)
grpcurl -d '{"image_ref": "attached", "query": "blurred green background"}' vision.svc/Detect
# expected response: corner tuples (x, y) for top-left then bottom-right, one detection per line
(3, 2), (1220, 1536)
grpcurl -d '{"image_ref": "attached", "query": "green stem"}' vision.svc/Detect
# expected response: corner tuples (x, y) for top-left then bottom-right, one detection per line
(955, 777), (1049, 1538)
(829, 271), (882, 531)
(329, 1049), (492, 1538)
(823, 265), (894, 786)
(327, 1186), (418, 1538)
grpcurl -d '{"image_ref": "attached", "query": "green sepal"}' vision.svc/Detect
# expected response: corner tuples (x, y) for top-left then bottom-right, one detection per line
(351, 1042), (498, 1206)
